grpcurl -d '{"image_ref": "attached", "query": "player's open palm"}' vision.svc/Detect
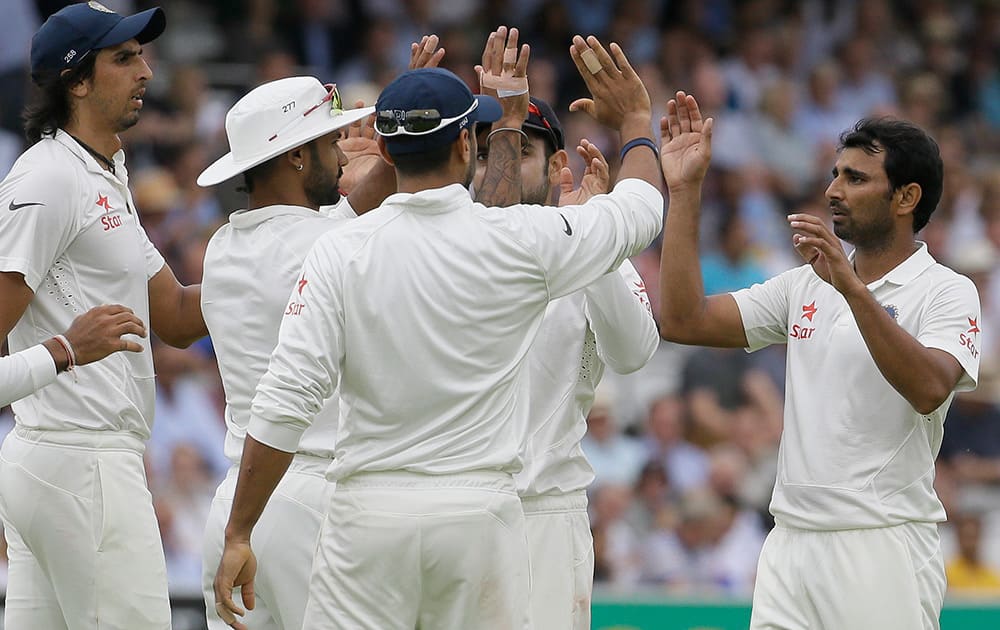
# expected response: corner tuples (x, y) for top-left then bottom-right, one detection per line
(559, 139), (609, 206)
(214, 540), (257, 630)
(569, 35), (650, 129)
(659, 91), (713, 190)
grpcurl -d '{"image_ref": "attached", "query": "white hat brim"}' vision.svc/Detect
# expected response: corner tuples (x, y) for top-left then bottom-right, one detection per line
(197, 106), (375, 187)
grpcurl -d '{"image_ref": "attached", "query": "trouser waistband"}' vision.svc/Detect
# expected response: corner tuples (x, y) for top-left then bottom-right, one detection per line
(13, 425), (145, 454)
(520, 489), (588, 514)
(337, 469), (516, 491)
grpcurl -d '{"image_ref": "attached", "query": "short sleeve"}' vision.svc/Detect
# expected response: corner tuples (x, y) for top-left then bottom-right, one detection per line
(0, 162), (81, 291)
(731, 268), (799, 351)
(918, 275), (982, 392)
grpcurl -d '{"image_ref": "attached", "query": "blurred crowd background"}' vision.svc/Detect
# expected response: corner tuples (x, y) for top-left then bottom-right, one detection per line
(1, 0), (999, 603)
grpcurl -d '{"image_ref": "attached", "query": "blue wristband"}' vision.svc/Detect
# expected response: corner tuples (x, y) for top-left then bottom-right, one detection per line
(620, 137), (658, 162)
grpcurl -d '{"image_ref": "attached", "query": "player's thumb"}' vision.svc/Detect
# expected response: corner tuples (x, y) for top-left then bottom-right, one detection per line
(568, 98), (596, 118)
(242, 581), (256, 611)
(122, 340), (144, 353)
(558, 167), (574, 196)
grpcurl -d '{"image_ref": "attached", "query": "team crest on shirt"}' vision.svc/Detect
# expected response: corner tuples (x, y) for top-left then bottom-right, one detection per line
(961, 317), (981, 359)
(883, 304), (899, 320)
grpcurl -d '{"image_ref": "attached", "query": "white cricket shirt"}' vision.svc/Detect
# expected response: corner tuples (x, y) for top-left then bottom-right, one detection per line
(0, 130), (164, 440)
(202, 202), (355, 462)
(732, 243), (981, 530)
(248, 179), (663, 479)
(516, 259), (658, 497)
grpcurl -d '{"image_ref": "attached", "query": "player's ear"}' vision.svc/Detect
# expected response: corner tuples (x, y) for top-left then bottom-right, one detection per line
(376, 136), (395, 166)
(548, 149), (569, 186)
(287, 147), (305, 172)
(894, 183), (921, 217)
(456, 128), (472, 165)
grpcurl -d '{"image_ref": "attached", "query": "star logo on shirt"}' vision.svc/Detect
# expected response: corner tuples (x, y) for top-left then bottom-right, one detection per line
(95, 194), (112, 213)
(801, 301), (817, 321)
(297, 278), (308, 295)
(967, 317), (980, 335)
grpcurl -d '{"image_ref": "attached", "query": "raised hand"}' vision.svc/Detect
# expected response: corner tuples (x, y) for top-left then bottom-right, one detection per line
(63, 304), (146, 365)
(476, 26), (530, 124)
(409, 34), (445, 69)
(339, 99), (381, 195)
(568, 35), (650, 130)
(558, 139), (610, 206)
(659, 91), (713, 191)
(787, 213), (865, 296)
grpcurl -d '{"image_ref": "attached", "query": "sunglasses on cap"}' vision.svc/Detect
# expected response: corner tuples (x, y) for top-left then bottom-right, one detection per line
(375, 99), (479, 136)
(267, 83), (343, 143)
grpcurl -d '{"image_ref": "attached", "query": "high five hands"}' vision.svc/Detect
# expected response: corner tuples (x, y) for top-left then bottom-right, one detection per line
(659, 91), (713, 191)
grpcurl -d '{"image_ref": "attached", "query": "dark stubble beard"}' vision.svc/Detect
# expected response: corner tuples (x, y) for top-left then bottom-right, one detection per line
(303, 149), (343, 206)
(832, 198), (895, 252)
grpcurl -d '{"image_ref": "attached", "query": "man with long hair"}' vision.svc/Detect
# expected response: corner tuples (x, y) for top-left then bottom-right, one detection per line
(0, 4), (207, 628)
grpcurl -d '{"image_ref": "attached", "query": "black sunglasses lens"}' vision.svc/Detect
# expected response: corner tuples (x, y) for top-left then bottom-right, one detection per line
(375, 113), (399, 134)
(405, 116), (442, 133)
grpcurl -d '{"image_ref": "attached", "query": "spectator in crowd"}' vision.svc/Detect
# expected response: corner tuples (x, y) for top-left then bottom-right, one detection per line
(583, 384), (648, 487)
(946, 511), (1000, 597)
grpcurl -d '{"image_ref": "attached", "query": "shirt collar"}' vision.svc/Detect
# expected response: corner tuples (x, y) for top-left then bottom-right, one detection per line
(52, 129), (127, 181)
(228, 204), (320, 229)
(382, 183), (471, 215)
(848, 241), (936, 290)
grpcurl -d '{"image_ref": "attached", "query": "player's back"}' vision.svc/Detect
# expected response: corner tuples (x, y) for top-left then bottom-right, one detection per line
(202, 205), (343, 462)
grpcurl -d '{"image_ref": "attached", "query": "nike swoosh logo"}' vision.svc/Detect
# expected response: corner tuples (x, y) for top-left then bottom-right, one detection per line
(9, 200), (45, 212)
(559, 213), (573, 236)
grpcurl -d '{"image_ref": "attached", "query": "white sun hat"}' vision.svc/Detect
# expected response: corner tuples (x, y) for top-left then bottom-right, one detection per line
(198, 76), (374, 187)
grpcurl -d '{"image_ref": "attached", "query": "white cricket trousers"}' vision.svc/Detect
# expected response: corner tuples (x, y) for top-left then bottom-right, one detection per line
(302, 470), (530, 630)
(522, 491), (594, 630)
(0, 427), (171, 630)
(203, 454), (333, 630)
(750, 522), (945, 630)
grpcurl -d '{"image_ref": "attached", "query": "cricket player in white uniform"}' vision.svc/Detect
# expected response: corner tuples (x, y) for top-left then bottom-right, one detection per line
(0, 4), (208, 629)
(657, 93), (981, 629)
(473, 96), (659, 629)
(214, 36), (665, 630)
(196, 77), (375, 630)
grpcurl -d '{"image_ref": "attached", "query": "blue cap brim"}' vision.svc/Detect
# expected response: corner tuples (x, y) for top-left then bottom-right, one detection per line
(95, 7), (165, 49)
(473, 94), (502, 126)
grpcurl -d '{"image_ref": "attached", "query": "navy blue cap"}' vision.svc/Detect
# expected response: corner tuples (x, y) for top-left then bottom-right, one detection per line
(30, 2), (166, 84)
(376, 67), (502, 156)
(525, 97), (565, 152)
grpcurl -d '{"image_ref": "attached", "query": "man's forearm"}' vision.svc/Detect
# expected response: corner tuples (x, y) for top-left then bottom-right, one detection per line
(658, 186), (706, 335)
(845, 286), (961, 414)
(346, 159), (396, 215)
(616, 113), (661, 192)
(225, 435), (294, 540)
(475, 122), (522, 207)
